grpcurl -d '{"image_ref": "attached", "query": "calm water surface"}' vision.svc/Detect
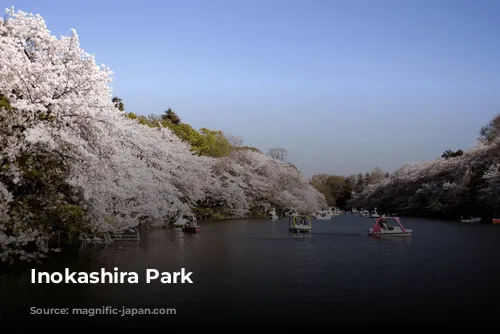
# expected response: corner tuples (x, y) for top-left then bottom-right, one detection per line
(1, 215), (500, 328)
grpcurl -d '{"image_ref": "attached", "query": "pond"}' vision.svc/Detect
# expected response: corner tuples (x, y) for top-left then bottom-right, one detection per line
(1, 215), (499, 328)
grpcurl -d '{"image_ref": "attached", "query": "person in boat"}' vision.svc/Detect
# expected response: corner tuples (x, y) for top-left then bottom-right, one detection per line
(379, 215), (394, 230)
(379, 215), (389, 230)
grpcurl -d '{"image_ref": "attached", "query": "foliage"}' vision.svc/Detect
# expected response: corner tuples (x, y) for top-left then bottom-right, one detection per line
(123, 111), (234, 157)
(234, 146), (261, 153)
(0, 8), (325, 263)
(112, 96), (124, 111)
(0, 95), (12, 110)
(162, 108), (180, 125)
(311, 167), (389, 207)
(347, 119), (500, 219)
(441, 149), (463, 159)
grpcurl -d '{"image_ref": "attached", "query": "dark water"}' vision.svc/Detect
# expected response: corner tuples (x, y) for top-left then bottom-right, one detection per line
(1, 215), (500, 329)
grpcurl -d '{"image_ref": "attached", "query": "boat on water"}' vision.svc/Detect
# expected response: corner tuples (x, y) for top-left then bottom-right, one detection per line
(312, 208), (333, 220)
(493, 218), (500, 224)
(182, 221), (200, 233)
(173, 221), (185, 228)
(368, 216), (412, 237)
(174, 215), (199, 233)
(370, 208), (380, 218)
(360, 209), (369, 218)
(172, 215), (193, 229)
(268, 208), (279, 220)
(460, 216), (481, 224)
(332, 207), (342, 216)
(289, 215), (312, 233)
(182, 225), (200, 233)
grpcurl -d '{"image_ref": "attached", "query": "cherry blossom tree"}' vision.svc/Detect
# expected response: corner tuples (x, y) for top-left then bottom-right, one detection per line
(347, 127), (500, 219)
(267, 147), (288, 161)
(0, 7), (326, 263)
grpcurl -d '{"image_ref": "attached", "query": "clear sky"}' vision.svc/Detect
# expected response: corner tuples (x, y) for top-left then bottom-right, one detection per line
(3, 0), (500, 177)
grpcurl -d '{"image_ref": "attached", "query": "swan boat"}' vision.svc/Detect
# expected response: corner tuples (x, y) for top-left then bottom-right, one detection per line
(312, 208), (333, 220)
(285, 210), (299, 217)
(460, 217), (481, 224)
(173, 215), (191, 229)
(370, 208), (380, 218)
(175, 215), (199, 233)
(268, 208), (279, 220)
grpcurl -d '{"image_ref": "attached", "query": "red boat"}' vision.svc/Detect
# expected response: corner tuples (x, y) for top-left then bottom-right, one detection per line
(369, 216), (412, 237)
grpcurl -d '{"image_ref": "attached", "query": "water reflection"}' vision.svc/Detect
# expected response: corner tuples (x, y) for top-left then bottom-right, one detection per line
(223, 218), (251, 232)
(288, 233), (312, 242)
(370, 236), (413, 246)
(170, 229), (185, 250)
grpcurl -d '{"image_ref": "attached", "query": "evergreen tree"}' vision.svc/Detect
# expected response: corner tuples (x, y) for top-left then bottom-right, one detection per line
(162, 108), (181, 125)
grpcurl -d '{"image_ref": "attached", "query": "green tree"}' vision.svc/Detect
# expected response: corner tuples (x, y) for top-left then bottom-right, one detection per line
(0, 94), (12, 110)
(162, 108), (181, 125)
(354, 173), (364, 192)
(112, 96), (124, 111)
(166, 123), (204, 153)
(441, 149), (464, 159)
(198, 128), (232, 157)
(326, 175), (346, 203)
(336, 177), (354, 208)
(310, 174), (335, 205)
(234, 146), (261, 153)
(363, 172), (370, 185)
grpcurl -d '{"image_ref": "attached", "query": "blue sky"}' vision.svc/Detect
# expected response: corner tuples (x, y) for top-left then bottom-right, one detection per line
(4, 0), (500, 177)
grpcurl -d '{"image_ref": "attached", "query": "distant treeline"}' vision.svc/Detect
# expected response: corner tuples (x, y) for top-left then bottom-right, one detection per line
(311, 114), (500, 220)
(310, 167), (390, 209)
